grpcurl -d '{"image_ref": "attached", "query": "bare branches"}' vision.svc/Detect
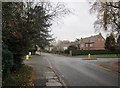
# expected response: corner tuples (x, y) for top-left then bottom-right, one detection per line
(22, 1), (71, 47)
(89, 0), (120, 35)
(106, 2), (120, 9)
(34, 1), (71, 20)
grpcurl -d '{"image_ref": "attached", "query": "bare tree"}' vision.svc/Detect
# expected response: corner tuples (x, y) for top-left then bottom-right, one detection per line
(89, 0), (120, 36)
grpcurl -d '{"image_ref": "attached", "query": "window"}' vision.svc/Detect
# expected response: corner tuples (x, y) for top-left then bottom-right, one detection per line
(90, 44), (93, 47)
(85, 44), (88, 47)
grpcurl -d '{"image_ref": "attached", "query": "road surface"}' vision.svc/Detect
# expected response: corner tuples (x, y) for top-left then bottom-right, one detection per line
(28, 53), (119, 86)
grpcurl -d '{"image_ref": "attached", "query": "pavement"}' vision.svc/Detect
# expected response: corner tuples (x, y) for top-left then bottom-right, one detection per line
(24, 55), (63, 87)
(24, 53), (120, 87)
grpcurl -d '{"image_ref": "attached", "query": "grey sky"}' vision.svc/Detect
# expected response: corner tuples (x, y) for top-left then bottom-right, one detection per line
(50, 0), (107, 41)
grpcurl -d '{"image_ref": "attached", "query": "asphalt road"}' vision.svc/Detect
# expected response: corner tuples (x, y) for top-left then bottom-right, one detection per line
(30, 53), (119, 86)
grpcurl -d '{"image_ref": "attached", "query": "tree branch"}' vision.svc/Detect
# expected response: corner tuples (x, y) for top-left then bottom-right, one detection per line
(106, 2), (120, 9)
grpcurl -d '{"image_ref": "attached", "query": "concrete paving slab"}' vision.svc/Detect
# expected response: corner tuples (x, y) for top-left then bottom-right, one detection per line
(45, 71), (55, 73)
(46, 82), (56, 86)
(54, 78), (59, 82)
(45, 71), (54, 74)
(54, 82), (62, 86)
(45, 73), (54, 76)
(46, 82), (62, 86)
(46, 75), (54, 79)
(53, 76), (58, 79)
(48, 79), (56, 82)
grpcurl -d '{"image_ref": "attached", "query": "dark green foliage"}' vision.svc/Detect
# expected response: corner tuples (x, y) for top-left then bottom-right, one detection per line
(64, 49), (69, 54)
(2, 2), (52, 56)
(65, 50), (120, 56)
(64, 45), (78, 55)
(105, 33), (116, 50)
(51, 48), (64, 54)
(109, 34), (116, 50)
(2, 44), (13, 77)
(2, 2), (70, 75)
(51, 47), (58, 54)
(117, 35), (120, 44)
(2, 2), (29, 71)
(2, 2), (52, 69)
(105, 36), (110, 49)
(116, 35), (120, 50)
(28, 45), (37, 55)
(67, 45), (78, 51)
(2, 65), (33, 87)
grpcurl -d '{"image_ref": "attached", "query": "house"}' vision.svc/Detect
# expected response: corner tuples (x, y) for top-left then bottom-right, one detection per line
(56, 40), (71, 50)
(45, 46), (54, 52)
(80, 33), (105, 50)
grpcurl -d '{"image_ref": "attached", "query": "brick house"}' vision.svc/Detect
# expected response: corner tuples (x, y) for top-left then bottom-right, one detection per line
(80, 33), (105, 50)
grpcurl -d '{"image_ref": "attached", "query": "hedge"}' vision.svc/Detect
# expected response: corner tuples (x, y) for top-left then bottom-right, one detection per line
(66, 50), (120, 56)
(2, 49), (14, 77)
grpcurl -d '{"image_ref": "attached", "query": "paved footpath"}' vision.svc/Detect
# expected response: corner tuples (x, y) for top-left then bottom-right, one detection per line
(24, 55), (63, 87)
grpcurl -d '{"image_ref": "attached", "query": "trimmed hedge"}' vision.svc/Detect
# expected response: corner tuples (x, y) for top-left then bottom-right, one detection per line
(66, 50), (120, 56)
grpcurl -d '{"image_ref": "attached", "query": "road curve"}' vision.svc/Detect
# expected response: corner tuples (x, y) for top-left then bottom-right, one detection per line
(41, 53), (119, 86)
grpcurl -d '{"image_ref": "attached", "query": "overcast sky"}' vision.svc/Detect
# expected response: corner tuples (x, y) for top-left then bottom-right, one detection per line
(50, 0), (107, 41)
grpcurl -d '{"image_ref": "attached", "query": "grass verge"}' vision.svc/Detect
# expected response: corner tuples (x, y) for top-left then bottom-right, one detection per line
(2, 65), (34, 87)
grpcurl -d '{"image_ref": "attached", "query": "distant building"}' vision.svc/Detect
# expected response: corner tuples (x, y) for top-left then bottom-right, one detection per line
(70, 39), (80, 49)
(45, 46), (53, 52)
(56, 40), (71, 50)
(51, 33), (105, 51)
(80, 33), (105, 50)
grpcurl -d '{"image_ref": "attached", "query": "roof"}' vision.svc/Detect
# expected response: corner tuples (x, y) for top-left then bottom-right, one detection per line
(70, 41), (80, 45)
(80, 33), (102, 43)
(56, 40), (71, 47)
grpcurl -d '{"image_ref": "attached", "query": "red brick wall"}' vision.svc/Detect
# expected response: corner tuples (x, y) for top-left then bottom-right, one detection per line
(91, 35), (105, 50)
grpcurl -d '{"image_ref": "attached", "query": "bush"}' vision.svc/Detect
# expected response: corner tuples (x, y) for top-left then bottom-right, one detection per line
(2, 65), (34, 87)
(65, 50), (120, 56)
(2, 48), (13, 77)
(12, 53), (24, 70)
(67, 45), (77, 51)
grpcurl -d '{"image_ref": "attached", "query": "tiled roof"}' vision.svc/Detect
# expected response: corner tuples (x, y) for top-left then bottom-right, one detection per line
(80, 33), (101, 43)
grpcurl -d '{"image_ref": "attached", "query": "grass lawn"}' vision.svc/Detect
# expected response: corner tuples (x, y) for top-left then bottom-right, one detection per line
(2, 65), (34, 87)
(73, 54), (120, 58)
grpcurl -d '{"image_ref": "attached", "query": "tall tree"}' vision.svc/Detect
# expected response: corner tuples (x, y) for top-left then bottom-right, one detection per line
(105, 33), (116, 50)
(2, 1), (70, 70)
(2, 2), (26, 68)
(89, 0), (120, 36)
(105, 36), (110, 50)
(117, 35), (120, 49)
